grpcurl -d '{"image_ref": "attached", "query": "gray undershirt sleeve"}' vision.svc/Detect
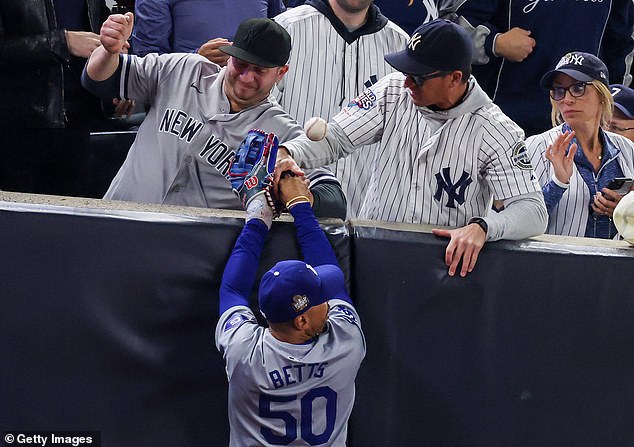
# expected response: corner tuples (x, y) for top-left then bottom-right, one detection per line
(284, 122), (358, 168)
(484, 191), (548, 241)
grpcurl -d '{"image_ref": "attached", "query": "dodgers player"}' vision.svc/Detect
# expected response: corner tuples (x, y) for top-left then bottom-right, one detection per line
(216, 175), (365, 446)
(273, 0), (409, 218)
(81, 14), (345, 217)
(277, 20), (548, 277)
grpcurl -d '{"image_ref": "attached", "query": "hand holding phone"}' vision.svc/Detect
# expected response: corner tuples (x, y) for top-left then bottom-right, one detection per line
(606, 177), (633, 195)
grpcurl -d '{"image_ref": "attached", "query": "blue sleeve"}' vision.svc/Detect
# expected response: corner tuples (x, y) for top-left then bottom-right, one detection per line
(268, 0), (286, 17)
(290, 202), (353, 305)
(219, 219), (269, 315)
(542, 180), (567, 214)
(81, 55), (123, 99)
(131, 0), (173, 56)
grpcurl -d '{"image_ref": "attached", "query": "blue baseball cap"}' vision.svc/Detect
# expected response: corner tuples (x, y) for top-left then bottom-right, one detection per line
(540, 52), (609, 89)
(384, 19), (473, 76)
(258, 260), (344, 323)
(610, 84), (634, 119)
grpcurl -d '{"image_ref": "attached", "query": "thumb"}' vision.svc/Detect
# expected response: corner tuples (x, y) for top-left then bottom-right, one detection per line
(125, 12), (134, 34)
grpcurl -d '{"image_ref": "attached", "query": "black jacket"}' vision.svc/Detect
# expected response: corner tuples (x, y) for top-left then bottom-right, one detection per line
(0, 0), (109, 128)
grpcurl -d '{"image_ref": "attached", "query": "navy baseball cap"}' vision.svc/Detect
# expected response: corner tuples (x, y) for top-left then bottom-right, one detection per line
(220, 18), (291, 68)
(540, 52), (609, 89)
(610, 84), (634, 118)
(384, 19), (473, 76)
(258, 260), (343, 323)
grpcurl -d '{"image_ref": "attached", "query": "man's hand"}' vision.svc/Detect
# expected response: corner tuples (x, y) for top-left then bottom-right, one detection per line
(278, 173), (314, 208)
(273, 146), (305, 195)
(112, 98), (136, 117)
(432, 223), (487, 277)
(198, 38), (231, 66)
(592, 188), (626, 217)
(494, 27), (536, 62)
(100, 12), (134, 54)
(65, 31), (101, 58)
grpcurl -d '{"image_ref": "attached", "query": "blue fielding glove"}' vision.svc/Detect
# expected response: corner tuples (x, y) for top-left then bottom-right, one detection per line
(229, 129), (280, 216)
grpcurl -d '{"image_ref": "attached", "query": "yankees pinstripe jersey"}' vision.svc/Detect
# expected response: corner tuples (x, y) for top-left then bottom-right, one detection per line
(216, 300), (364, 447)
(274, 0), (409, 218)
(284, 74), (541, 228)
(526, 125), (634, 237)
(87, 53), (340, 209)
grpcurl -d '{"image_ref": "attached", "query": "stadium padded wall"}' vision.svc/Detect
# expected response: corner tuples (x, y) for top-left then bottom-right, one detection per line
(1, 197), (633, 446)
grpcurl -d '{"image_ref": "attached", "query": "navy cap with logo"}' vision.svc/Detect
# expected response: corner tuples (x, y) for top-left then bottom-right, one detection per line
(220, 18), (291, 68)
(384, 19), (473, 76)
(610, 84), (634, 119)
(540, 52), (609, 89)
(258, 260), (343, 324)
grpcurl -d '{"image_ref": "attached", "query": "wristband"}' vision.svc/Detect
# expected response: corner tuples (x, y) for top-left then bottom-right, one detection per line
(468, 217), (488, 235)
(285, 195), (311, 209)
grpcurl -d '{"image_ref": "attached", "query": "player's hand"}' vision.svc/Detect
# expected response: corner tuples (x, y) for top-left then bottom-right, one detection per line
(112, 98), (135, 117)
(432, 224), (486, 277)
(100, 12), (134, 54)
(545, 130), (577, 185)
(277, 173), (314, 207)
(494, 27), (535, 62)
(198, 38), (231, 66)
(592, 188), (625, 217)
(274, 147), (305, 193)
(65, 31), (102, 58)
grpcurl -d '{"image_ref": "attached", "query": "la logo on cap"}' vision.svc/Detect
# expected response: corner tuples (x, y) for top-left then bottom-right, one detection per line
(408, 33), (422, 51)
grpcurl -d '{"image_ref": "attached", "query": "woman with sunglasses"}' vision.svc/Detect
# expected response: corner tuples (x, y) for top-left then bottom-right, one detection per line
(526, 52), (634, 238)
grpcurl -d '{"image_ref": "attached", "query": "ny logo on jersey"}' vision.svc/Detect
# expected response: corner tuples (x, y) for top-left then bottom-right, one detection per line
(434, 167), (473, 208)
(408, 33), (422, 51)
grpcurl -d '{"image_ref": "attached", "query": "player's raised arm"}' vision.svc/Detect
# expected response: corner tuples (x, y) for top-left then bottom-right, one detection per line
(277, 174), (352, 304)
(85, 12), (133, 81)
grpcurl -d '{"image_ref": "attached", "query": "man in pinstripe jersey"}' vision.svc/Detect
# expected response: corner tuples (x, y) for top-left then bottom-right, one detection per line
(277, 19), (548, 277)
(273, 0), (410, 218)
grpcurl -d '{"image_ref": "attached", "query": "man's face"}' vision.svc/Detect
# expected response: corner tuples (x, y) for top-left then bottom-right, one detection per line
(331, 0), (373, 14)
(403, 72), (452, 108)
(304, 302), (329, 338)
(608, 109), (634, 142)
(224, 57), (287, 111)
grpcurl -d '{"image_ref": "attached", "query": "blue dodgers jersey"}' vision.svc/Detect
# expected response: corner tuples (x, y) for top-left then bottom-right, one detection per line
(215, 300), (366, 446)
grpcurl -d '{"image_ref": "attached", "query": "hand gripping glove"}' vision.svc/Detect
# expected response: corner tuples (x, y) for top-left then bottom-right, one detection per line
(229, 129), (280, 223)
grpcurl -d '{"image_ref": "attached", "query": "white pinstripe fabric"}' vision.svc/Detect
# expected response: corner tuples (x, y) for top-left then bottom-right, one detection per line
(287, 73), (541, 226)
(274, 5), (409, 218)
(526, 125), (634, 236)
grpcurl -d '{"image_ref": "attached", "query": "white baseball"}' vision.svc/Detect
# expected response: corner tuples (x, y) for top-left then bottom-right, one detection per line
(304, 117), (328, 141)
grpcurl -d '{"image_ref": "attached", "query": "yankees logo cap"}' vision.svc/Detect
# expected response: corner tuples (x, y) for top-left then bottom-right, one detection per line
(258, 260), (344, 323)
(540, 52), (609, 89)
(220, 18), (291, 68)
(384, 19), (473, 76)
(610, 84), (634, 119)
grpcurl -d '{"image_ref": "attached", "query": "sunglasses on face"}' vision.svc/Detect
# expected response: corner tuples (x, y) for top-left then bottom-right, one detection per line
(549, 82), (592, 101)
(406, 71), (448, 86)
(607, 123), (634, 132)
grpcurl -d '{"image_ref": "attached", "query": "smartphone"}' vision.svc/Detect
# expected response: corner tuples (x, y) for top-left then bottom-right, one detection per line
(606, 177), (634, 195)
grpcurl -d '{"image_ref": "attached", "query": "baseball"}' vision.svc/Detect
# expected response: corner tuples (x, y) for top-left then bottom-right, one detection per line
(304, 117), (328, 141)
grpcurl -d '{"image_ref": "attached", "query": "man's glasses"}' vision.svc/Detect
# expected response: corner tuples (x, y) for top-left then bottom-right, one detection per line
(549, 82), (592, 101)
(607, 123), (634, 132)
(407, 71), (448, 86)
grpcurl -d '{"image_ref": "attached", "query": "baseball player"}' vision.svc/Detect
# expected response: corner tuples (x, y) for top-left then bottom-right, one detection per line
(217, 149), (365, 446)
(81, 14), (346, 218)
(277, 19), (548, 277)
(273, 0), (409, 218)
